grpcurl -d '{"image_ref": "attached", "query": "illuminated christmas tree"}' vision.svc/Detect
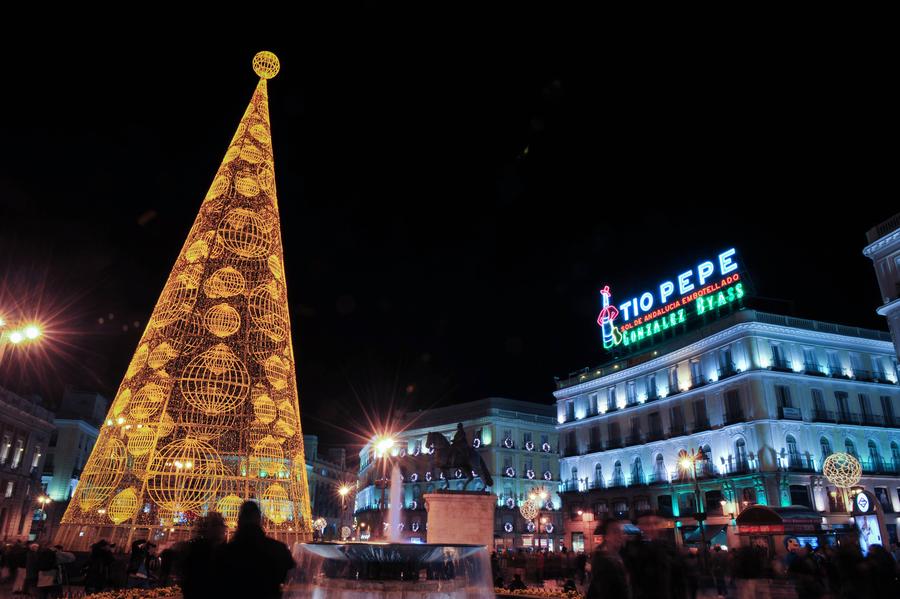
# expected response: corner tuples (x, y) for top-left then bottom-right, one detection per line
(56, 52), (313, 549)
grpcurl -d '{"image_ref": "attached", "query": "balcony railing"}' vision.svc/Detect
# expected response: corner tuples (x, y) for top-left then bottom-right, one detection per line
(605, 439), (624, 450)
(770, 359), (793, 372)
(861, 458), (899, 475)
(625, 434), (643, 447)
(562, 446), (579, 458)
(784, 453), (815, 472)
(587, 442), (603, 453)
(646, 429), (665, 442)
(691, 374), (707, 388)
(803, 362), (825, 376)
(691, 419), (711, 434)
(718, 364), (738, 379)
(724, 412), (746, 425)
(812, 409), (837, 423)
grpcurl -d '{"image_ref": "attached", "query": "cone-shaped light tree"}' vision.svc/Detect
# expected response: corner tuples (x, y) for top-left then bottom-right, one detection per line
(56, 52), (313, 550)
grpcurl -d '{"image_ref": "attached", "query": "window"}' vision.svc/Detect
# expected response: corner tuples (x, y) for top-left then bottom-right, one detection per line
(669, 366), (679, 391)
(786, 435), (800, 460)
(789, 485), (811, 508)
(771, 343), (787, 367)
(540, 434), (549, 447)
(607, 387), (617, 411)
(881, 396), (896, 425)
(49, 431), (58, 448)
(775, 385), (792, 409)
(523, 431), (532, 446)
(802, 347), (817, 370)
(827, 351), (841, 373)
(4, 481), (13, 498)
(0, 435), (10, 464)
(835, 392), (850, 419)
(589, 426), (601, 448)
(693, 398), (708, 427)
(612, 461), (624, 486)
(844, 439), (858, 459)
(565, 402), (574, 421)
(588, 393), (599, 415)
(648, 412), (662, 437)
(858, 394), (872, 420)
(820, 437), (832, 459)
(874, 487), (893, 513)
(608, 422), (621, 447)
(594, 463), (603, 485)
(720, 346), (734, 371)
(11, 440), (24, 469)
(725, 390), (743, 422)
(571, 467), (578, 483)
(670, 405), (685, 433)
(654, 454), (666, 480)
(690, 359), (702, 383)
(631, 458), (644, 485)
(627, 381), (636, 405)
(647, 375), (657, 399)
(629, 417), (641, 441)
(811, 389), (826, 415)
(867, 440), (882, 469)
(891, 441), (900, 465)
(735, 439), (748, 470)
(701, 444), (713, 474)
(30, 446), (41, 470)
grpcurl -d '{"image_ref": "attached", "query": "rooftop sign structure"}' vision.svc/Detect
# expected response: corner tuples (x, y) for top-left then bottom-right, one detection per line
(597, 248), (747, 351)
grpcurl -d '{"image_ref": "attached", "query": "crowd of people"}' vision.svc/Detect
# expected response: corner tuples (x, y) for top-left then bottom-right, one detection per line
(492, 515), (900, 599)
(1, 501), (295, 599)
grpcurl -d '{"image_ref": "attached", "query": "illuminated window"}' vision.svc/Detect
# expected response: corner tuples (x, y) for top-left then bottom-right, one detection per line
(626, 381), (636, 405)
(881, 396), (896, 425)
(11, 439), (24, 469)
(858, 394), (872, 421)
(820, 437), (832, 460)
(31, 445), (41, 470)
(4, 481), (13, 498)
(668, 366), (678, 390)
(775, 385), (792, 409)
(844, 438), (858, 459)
(811, 389), (826, 415)
(607, 387), (617, 411)
(647, 375), (657, 399)
(0, 435), (10, 464)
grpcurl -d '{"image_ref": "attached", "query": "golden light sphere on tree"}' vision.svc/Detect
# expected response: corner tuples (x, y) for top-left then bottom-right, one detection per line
(180, 344), (249, 415)
(127, 427), (156, 457)
(77, 437), (126, 511)
(108, 488), (140, 525)
(250, 282), (289, 341)
(252, 391), (277, 424)
(130, 382), (167, 420)
(146, 437), (224, 513)
(148, 342), (179, 369)
(111, 389), (131, 417)
(152, 269), (201, 328)
(264, 354), (290, 390)
(157, 412), (175, 438)
(252, 51), (280, 79)
(204, 303), (242, 338)
(250, 435), (285, 478)
(267, 255), (283, 281)
(218, 208), (271, 258)
(218, 494), (243, 528)
(125, 344), (149, 380)
(261, 483), (291, 524)
(203, 267), (245, 299)
(823, 452), (862, 488)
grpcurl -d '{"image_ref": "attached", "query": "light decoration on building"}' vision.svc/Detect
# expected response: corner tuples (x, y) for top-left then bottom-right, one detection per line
(519, 499), (538, 522)
(541, 442), (552, 453)
(313, 517), (328, 534)
(425, 472), (432, 482)
(525, 441), (534, 451)
(412, 521), (420, 533)
(543, 471), (552, 481)
(472, 438), (481, 448)
(526, 521), (536, 532)
(597, 249), (745, 351)
(526, 469), (535, 480)
(504, 522), (514, 533)
(409, 473), (418, 482)
(503, 437), (513, 449)
(504, 467), (516, 478)
(56, 52), (313, 548)
(544, 523), (554, 534)
(505, 497), (516, 509)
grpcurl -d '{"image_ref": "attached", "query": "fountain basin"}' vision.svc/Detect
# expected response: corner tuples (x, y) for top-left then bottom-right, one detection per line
(289, 542), (493, 598)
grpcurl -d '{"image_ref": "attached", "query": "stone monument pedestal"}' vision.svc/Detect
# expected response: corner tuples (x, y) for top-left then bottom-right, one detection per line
(424, 491), (495, 548)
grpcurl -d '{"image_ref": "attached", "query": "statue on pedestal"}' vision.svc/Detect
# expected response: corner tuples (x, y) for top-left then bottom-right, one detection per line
(426, 425), (493, 491)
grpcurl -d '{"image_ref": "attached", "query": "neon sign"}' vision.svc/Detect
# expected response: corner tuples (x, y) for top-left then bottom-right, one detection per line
(598, 248), (746, 350)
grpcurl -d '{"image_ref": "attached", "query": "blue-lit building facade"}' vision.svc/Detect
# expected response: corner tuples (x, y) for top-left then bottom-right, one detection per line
(556, 309), (900, 553)
(355, 397), (563, 549)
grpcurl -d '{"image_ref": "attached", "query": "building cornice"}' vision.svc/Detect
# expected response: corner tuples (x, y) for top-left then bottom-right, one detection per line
(554, 321), (895, 400)
(876, 296), (900, 317)
(863, 228), (900, 258)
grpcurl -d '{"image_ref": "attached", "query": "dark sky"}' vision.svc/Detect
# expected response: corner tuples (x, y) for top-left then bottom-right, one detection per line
(0, 27), (895, 447)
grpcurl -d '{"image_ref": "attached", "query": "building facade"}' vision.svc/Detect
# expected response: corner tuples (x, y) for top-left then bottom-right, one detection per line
(355, 397), (563, 549)
(864, 213), (900, 360)
(555, 309), (900, 553)
(0, 386), (54, 542)
(304, 434), (354, 536)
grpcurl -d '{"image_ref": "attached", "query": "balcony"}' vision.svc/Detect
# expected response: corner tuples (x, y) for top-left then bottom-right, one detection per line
(837, 412), (863, 425)
(803, 362), (825, 376)
(587, 442), (603, 453)
(646, 429), (665, 442)
(725, 459), (757, 475)
(608, 476), (627, 489)
(669, 423), (686, 437)
(691, 419), (711, 434)
(854, 370), (876, 383)
(784, 453), (815, 472)
(724, 412), (746, 425)
(718, 363), (738, 380)
(562, 446), (579, 458)
(625, 434), (643, 447)
(861, 458), (899, 475)
(605, 439), (624, 450)
(812, 409), (837, 423)
(691, 374), (707, 388)
(779, 407), (803, 421)
(770, 359), (793, 373)
(646, 472), (670, 485)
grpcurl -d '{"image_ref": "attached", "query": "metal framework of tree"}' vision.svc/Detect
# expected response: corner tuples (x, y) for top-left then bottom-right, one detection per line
(56, 52), (313, 550)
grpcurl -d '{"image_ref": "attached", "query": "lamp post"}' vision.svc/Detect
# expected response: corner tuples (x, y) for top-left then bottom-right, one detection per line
(679, 448), (708, 570)
(0, 319), (43, 364)
(338, 483), (353, 532)
(36, 495), (51, 541)
(528, 487), (549, 550)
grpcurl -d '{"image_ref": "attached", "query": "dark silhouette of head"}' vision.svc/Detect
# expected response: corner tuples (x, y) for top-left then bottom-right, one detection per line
(238, 500), (262, 530)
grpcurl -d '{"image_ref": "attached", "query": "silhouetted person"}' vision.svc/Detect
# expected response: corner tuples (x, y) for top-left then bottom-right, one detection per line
(214, 501), (295, 599)
(586, 520), (630, 599)
(181, 513), (227, 599)
(84, 540), (115, 593)
(508, 573), (527, 591)
(862, 544), (899, 599)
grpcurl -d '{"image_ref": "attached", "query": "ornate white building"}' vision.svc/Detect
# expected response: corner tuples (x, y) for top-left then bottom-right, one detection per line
(555, 309), (900, 552)
(864, 212), (900, 360)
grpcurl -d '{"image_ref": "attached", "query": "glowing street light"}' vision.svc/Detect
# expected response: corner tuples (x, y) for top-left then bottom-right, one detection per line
(23, 325), (41, 340)
(375, 436), (395, 455)
(8, 331), (24, 344)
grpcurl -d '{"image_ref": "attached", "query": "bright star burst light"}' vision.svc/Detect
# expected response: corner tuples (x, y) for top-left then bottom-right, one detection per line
(55, 52), (312, 550)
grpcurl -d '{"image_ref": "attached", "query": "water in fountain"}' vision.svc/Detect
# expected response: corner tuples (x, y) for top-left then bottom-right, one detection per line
(387, 463), (403, 543)
(288, 464), (493, 597)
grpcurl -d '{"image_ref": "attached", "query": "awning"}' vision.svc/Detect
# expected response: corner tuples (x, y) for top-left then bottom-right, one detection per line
(735, 505), (821, 535)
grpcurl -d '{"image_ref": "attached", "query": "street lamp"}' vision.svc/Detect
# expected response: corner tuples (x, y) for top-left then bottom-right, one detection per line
(528, 486), (550, 550)
(36, 495), (51, 540)
(374, 434), (395, 537)
(0, 319), (44, 364)
(337, 483), (353, 531)
(679, 448), (709, 570)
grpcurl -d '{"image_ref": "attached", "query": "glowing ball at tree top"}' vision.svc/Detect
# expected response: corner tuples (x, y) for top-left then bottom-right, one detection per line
(822, 452), (861, 488)
(253, 51), (280, 79)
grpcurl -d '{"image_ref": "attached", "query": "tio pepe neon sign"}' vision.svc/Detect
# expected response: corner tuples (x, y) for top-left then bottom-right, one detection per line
(598, 248), (744, 350)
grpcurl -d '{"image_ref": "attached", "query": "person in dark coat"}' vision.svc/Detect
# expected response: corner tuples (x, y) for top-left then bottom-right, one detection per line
(586, 520), (630, 599)
(181, 512), (227, 599)
(213, 501), (295, 599)
(84, 540), (115, 593)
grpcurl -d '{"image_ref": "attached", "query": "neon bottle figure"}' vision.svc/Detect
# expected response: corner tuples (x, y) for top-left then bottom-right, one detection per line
(597, 285), (622, 349)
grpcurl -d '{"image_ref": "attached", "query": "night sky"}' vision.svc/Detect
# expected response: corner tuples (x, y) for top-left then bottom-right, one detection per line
(0, 30), (895, 448)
